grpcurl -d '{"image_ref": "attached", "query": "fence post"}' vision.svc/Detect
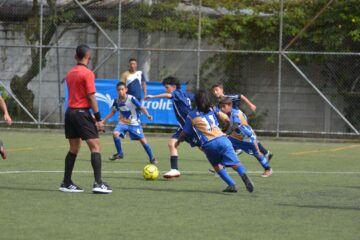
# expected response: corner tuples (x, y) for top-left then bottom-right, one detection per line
(276, 0), (284, 137)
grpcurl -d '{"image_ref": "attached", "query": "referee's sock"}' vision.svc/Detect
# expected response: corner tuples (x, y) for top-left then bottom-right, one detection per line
(64, 151), (77, 185)
(91, 152), (102, 183)
(113, 137), (123, 156)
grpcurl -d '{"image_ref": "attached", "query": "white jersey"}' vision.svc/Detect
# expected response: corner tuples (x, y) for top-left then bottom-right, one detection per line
(112, 94), (142, 126)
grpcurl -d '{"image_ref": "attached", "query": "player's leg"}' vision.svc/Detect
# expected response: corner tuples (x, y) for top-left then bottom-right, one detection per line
(220, 137), (254, 193)
(252, 140), (272, 177)
(138, 137), (157, 164)
(110, 130), (124, 160)
(257, 141), (273, 161)
(163, 137), (181, 178)
(0, 139), (7, 160)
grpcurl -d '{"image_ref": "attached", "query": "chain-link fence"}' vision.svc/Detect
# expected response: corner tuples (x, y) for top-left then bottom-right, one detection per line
(0, 0), (359, 137)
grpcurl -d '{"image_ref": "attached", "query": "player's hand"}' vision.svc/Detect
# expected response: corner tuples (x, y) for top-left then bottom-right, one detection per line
(96, 121), (105, 132)
(145, 95), (153, 100)
(147, 115), (153, 121)
(4, 113), (12, 125)
(250, 104), (257, 112)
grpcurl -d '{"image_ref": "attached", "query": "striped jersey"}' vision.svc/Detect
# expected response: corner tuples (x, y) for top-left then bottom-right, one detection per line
(183, 108), (229, 146)
(228, 109), (256, 142)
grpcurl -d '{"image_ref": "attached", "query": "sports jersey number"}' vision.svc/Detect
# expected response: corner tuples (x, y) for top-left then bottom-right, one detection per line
(202, 115), (216, 131)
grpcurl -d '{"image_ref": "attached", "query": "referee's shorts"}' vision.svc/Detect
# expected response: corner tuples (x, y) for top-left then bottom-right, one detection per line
(65, 108), (99, 140)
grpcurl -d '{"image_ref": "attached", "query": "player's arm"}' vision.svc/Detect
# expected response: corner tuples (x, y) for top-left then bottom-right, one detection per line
(86, 72), (104, 131)
(241, 95), (257, 112)
(141, 73), (147, 97)
(145, 93), (172, 99)
(0, 96), (12, 125)
(140, 106), (152, 121)
(101, 109), (117, 123)
(215, 110), (231, 132)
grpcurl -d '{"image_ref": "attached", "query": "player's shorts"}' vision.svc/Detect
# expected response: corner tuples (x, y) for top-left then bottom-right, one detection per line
(114, 123), (144, 140)
(65, 108), (98, 140)
(228, 136), (262, 156)
(202, 136), (240, 167)
(172, 127), (200, 147)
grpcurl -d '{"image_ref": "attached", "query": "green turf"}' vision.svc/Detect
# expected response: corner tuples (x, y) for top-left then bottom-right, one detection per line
(0, 131), (359, 240)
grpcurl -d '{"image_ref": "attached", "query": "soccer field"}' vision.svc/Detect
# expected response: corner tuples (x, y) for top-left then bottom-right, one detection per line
(0, 130), (359, 240)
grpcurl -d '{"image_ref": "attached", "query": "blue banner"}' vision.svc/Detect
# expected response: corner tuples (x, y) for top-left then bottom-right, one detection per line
(65, 79), (185, 125)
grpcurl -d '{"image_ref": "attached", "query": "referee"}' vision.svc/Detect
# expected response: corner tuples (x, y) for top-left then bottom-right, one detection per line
(59, 44), (112, 194)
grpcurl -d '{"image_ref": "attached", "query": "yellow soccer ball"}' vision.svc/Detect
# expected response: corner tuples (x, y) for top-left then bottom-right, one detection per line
(143, 164), (159, 180)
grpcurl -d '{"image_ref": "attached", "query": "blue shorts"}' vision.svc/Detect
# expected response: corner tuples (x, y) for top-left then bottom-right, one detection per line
(202, 136), (240, 167)
(229, 136), (261, 156)
(172, 127), (200, 147)
(114, 124), (144, 140)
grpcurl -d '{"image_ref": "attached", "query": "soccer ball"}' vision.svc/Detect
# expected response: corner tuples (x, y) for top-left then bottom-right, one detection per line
(143, 164), (159, 180)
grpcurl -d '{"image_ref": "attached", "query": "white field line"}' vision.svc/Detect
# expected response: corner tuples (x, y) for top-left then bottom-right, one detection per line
(0, 170), (359, 175)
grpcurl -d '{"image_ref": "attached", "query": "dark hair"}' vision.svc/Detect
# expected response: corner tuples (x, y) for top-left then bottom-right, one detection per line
(218, 96), (232, 105)
(76, 44), (90, 60)
(116, 82), (126, 88)
(195, 89), (212, 113)
(162, 76), (180, 89)
(129, 58), (137, 63)
(211, 83), (223, 89)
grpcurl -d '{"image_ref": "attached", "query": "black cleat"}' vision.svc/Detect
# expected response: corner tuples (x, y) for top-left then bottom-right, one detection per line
(109, 153), (124, 161)
(59, 182), (84, 193)
(222, 185), (238, 193)
(150, 158), (158, 164)
(241, 173), (254, 193)
(92, 182), (112, 194)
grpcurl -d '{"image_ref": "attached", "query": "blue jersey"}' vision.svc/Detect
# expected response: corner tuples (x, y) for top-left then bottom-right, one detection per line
(112, 94), (142, 126)
(183, 108), (229, 147)
(228, 109), (256, 142)
(122, 70), (146, 100)
(171, 90), (193, 127)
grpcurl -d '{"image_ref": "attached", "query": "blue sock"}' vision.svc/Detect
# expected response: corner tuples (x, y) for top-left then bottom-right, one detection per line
(113, 137), (123, 155)
(142, 143), (154, 161)
(257, 155), (270, 170)
(235, 164), (247, 176)
(217, 168), (236, 186)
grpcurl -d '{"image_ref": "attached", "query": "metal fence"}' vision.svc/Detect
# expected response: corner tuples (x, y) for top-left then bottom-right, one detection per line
(0, 0), (359, 137)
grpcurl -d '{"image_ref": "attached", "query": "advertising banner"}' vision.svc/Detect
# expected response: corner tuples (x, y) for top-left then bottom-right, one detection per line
(65, 79), (184, 125)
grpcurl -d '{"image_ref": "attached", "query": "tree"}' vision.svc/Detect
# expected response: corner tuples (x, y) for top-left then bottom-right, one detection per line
(7, 0), (101, 119)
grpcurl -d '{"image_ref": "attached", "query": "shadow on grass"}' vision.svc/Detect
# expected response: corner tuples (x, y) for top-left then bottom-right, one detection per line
(279, 203), (360, 211)
(0, 185), (59, 192)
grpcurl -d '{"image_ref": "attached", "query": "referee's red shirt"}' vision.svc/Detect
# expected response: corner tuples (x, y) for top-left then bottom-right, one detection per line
(66, 64), (96, 108)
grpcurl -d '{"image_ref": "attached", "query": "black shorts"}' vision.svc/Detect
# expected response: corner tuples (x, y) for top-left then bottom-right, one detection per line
(65, 108), (99, 140)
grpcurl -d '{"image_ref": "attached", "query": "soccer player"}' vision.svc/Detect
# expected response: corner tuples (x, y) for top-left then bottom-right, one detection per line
(145, 76), (199, 178)
(219, 97), (273, 177)
(211, 83), (273, 161)
(0, 94), (12, 159)
(175, 90), (254, 193)
(60, 44), (112, 194)
(121, 58), (147, 102)
(101, 82), (157, 164)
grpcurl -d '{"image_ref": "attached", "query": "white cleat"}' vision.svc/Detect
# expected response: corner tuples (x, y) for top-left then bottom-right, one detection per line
(261, 168), (273, 178)
(235, 149), (243, 155)
(163, 169), (181, 179)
